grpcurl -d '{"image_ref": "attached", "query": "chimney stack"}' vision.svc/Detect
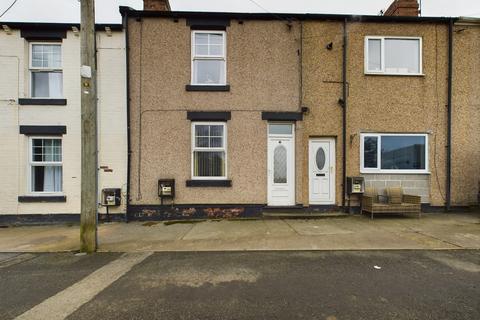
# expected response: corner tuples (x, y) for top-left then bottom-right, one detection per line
(143, 0), (171, 11)
(384, 0), (419, 17)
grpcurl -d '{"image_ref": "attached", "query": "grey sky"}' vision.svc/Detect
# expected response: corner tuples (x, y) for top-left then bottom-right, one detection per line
(0, 0), (479, 24)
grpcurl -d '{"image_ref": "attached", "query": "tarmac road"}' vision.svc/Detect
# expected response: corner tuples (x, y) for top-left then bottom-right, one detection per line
(0, 250), (479, 320)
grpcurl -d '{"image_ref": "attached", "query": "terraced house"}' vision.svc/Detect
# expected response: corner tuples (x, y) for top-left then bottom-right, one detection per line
(123, 0), (479, 220)
(0, 18), (128, 222)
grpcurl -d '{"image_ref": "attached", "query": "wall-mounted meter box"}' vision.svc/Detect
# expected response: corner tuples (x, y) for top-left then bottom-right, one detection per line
(158, 179), (175, 203)
(347, 177), (365, 194)
(101, 188), (121, 206)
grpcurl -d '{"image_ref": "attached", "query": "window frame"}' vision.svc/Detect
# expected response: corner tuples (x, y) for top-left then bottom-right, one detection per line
(29, 42), (63, 98)
(28, 136), (63, 195)
(360, 133), (429, 174)
(191, 121), (228, 180)
(364, 36), (423, 76)
(190, 30), (227, 86)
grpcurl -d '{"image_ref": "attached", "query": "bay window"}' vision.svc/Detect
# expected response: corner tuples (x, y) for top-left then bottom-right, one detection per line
(30, 137), (63, 193)
(360, 133), (428, 173)
(30, 43), (63, 98)
(191, 31), (226, 85)
(365, 37), (422, 75)
(192, 122), (227, 179)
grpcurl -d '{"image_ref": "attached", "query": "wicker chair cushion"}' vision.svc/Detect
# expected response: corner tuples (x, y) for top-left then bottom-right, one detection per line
(386, 187), (403, 204)
(364, 187), (377, 198)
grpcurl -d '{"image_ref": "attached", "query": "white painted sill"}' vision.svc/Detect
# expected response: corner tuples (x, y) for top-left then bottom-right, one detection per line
(364, 72), (425, 77)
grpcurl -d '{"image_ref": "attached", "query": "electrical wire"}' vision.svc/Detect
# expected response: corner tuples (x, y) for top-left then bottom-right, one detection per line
(0, 0), (18, 19)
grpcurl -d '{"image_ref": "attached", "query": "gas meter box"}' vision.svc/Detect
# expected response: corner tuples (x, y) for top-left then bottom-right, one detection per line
(158, 179), (175, 203)
(347, 177), (365, 194)
(102, 188), (121, 206)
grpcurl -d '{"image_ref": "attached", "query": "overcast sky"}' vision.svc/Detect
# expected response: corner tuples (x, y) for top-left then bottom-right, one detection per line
(0, 0), (479, 24)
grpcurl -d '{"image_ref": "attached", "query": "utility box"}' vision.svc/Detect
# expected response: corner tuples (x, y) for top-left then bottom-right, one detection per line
(158, 179), (175, 204)
(101, 188), (121, 206)
(347, 177), (365, 194)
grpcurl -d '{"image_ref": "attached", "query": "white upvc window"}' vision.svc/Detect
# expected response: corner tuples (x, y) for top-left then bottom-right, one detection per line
(360, 133), (428, 174)
(191, 122), (227, 179)
(364, 36), (422, 75)
(191, 31), (226, 85)
(29, 43), (63, 98)
(29, 137), (63, 193)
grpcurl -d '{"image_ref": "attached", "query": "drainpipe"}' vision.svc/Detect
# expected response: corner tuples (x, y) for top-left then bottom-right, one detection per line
(123, 9), (131, 222)
(446, 18), (453, 211)
(342, 18), (348, 210)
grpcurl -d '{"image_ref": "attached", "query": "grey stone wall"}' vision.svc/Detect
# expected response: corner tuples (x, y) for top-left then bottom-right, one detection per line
(362, 174), (430, 203)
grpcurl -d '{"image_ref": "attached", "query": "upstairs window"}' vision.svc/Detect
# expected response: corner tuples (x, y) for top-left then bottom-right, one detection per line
(191, 122), (227, 179)
(365, 37), (422, 75)
(30, 43), (63, 98)
(191, 31), (226, 85)
(30, 137), (63, 193)
(360, 133), (428, 174)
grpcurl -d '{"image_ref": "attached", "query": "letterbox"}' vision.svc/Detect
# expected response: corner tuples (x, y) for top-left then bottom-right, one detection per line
(346, 177), (365, 194)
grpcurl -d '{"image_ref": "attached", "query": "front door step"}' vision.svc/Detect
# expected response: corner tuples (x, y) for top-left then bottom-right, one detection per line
(262, 212), (349, 219)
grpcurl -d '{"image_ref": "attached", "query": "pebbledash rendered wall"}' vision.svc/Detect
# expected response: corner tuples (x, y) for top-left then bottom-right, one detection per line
(126, 17), (303, 211)
(451, 20), (480, 207)
(302, 20), (479, 208)
(0, 27), (128, 219)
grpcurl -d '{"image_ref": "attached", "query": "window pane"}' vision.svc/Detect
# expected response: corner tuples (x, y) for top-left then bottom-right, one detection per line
(368, 39), (381, 71)
(210, 137), (223, 147)
(274, 145), (287, 183)
(209, 33), (223, 45)
(195, 44), (208, 55)
(210, 125), (223, 136)
(316, 147), (326, 170)
(32, 166), (62, 192)
(32, 72), (63, 98)
(194, 151), (225, 177)
(209, 44), (223, 56)
(195, 125), (209, 137)
(269, 124), (292, 135)
(385, 39), (420, 74)
(381, 136), (426, 170)
(195, 137), (209, 148)
(194, 33), (208, 45)
(363, 136), (378, 168)
(193, 59), (224, 84)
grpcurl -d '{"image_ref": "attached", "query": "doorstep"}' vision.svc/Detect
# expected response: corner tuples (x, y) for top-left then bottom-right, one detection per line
(262, 212), (349, 219)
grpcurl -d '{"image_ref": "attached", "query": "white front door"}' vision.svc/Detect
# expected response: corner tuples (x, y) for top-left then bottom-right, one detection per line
(309, 138), (335, 204)
(267, 123), (295, 206)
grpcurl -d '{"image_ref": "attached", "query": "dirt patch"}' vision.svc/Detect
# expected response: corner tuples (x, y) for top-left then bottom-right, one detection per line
(139, 267), (260, 288)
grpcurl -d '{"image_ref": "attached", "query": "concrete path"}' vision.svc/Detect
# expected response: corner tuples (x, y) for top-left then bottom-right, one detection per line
(0, 213), (479, 252)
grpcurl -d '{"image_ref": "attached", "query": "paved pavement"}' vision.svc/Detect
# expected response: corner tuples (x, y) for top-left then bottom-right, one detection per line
(0, 213), (479, 252)
(0, 250), (478, 320)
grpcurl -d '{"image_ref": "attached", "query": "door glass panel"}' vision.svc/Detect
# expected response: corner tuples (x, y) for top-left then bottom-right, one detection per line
(269, 124), (292, 135)
(273, 145), (287, 183)
(316, 147), (326, 170)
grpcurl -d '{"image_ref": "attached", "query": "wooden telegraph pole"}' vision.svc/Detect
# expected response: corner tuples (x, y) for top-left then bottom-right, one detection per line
(80, 0), (98, 252)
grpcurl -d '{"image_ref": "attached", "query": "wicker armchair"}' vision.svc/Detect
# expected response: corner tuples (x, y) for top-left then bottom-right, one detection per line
(362, 187), (421, 219)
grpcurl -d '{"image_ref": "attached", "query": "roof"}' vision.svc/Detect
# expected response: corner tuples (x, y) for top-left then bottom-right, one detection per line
(119, 6), (456, 24)
(0, 22), (123, 31)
